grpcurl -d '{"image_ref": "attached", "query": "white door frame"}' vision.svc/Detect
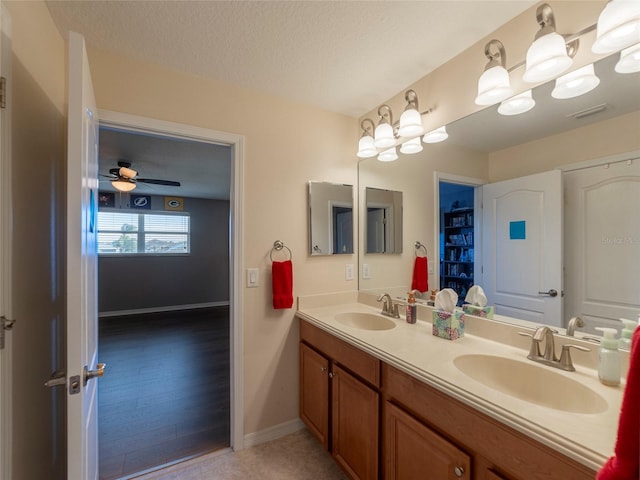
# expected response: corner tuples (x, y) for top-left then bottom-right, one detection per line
(0, 4), (12, 480)
(98, 110), (245, 450)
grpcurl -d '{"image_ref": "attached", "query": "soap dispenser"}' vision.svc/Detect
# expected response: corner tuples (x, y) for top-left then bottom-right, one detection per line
(619, 318), (639, 350)
(595, 327), (621, 386)
(406, 292), (417, 324)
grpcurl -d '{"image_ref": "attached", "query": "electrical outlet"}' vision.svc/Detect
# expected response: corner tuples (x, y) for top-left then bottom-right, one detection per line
(345, 263), (354, 281)
(362, 263), (371, 279)
(247, 268), (259, 287)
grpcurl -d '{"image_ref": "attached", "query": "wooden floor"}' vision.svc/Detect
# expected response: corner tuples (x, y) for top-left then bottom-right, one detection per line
(98, 307), (230, 480)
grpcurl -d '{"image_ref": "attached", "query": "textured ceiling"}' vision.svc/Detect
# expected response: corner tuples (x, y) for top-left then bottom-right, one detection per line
(46, 0), (537, 118)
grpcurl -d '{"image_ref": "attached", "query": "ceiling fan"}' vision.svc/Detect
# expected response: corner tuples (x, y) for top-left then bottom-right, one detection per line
(103, 160), (181, 192)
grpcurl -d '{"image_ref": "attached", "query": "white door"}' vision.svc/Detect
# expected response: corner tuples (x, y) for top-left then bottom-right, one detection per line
(564, 158), (640, 332)
(67, 31), (101, 480)
(482, 170), (562, 326)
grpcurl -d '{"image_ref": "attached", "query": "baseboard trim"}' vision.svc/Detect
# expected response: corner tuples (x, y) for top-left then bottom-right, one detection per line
(243, 418), (305, 449)
(99, 301), (229, 318)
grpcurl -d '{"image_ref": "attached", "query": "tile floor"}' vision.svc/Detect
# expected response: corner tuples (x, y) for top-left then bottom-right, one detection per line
(133, 428), (348, 480)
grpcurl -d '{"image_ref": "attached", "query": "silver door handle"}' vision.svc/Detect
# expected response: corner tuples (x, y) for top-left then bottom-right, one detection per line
(83, 363), (106, 385)
(45, 370), (66, 388)
(538, 289), (558, 297)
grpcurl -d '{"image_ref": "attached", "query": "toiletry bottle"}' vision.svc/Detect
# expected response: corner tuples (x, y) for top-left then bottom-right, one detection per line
(595, 327), (621, 386)
(406, 292), (417, 324)
(619, 318), (638, 350)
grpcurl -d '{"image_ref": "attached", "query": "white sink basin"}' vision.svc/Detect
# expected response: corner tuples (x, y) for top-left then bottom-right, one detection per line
(334, 312), (396, 331)
(454, 354), (608, 414)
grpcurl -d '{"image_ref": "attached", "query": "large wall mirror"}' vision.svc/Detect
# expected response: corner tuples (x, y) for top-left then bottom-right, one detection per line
(308, 181), (354, 255)
(358, 51), (640, 343)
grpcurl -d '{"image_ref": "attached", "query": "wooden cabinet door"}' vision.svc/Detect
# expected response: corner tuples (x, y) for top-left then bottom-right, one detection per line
(299, 343), (330, 448)
(385, 402), (471, 480)
(331, 364), (379, 480)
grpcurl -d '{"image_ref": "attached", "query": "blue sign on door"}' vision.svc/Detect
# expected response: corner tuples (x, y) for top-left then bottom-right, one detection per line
(510, 220), (526, 240)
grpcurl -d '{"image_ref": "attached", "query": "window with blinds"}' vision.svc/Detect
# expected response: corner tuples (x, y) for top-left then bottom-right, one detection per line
(97, 211), (190, 255)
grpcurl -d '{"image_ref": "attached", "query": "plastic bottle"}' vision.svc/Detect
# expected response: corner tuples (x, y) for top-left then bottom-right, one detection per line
(594, 327), (621, 386)
(619, 318), (638, 350)
(406, 292), (417, 324)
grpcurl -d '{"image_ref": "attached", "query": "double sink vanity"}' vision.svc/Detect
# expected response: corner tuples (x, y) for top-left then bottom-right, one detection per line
(297, 291), (626, 480)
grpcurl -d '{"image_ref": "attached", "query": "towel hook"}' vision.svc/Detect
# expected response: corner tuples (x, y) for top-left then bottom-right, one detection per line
(270, 240), (293, 262)
(415, 241), (428, 257)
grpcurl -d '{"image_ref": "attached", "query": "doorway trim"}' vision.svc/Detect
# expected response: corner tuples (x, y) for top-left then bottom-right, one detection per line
(98, 110), (245, 451)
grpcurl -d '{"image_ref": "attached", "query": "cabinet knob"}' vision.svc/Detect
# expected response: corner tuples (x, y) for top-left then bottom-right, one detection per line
(329, 372), (336, 379)
(454, 466), (465, 477)
(320, 366), (327, 372)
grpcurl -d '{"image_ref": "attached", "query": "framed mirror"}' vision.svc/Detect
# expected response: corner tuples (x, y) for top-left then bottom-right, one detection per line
(365, 187), (403, 254)
(308, 181), (354, 255)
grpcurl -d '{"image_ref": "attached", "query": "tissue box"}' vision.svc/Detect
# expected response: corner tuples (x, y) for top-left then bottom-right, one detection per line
(461, 304), (494, 319)
(432, 310), (465, 340)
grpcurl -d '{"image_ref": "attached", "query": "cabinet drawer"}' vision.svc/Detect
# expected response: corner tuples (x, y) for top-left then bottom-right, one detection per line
(383, 364), (596, 480)
(300, 320), (380, 387)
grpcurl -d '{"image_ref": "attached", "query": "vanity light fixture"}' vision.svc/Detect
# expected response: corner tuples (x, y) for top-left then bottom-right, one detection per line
(374, 105), (396, 149)
(522, 4), (574, 84)
(498, 90), (536, 116)
(592, 0), (640, 54)
(111, 178), (136, 192)
(398, 89), (425, 137)
(378, 147), (399, 162)
(357, 119), (377, 158)
(400, 137), (423, 154)
(475, 40), (514, 106)
(615, 42), (640, 73)
(551, 63), (600, 99)
(422, 126), (448, 144)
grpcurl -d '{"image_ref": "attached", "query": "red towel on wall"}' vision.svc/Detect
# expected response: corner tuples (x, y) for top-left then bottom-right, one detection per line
(597, 326), (640, 480)
(272, 260), (293, 309)
(411, 256), (428, 293)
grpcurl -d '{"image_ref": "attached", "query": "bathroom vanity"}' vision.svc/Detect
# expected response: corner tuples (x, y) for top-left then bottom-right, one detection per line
(297, 293), (624, 480)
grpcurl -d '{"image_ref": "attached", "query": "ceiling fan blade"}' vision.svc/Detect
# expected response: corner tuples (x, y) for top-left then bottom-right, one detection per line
(137, 178), (181, 187)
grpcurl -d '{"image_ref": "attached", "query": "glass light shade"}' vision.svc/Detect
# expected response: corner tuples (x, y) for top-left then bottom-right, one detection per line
(551, 64), (600, 99)
(398, 108), (424, 137)
(498, 90), (536, 116)
(592, 0), (640, 54)
(377, 147), (398, 162)
(522, 32), (573, 83)
(400, 137), (423, 155)
(475, 65), (514, 106)
(357, 135), (377, 158)
(615, 43), (640, 73)
(119, 166), (137, 179)
(112, 179), (136, 192)
(374, 122), (395, 148)
(422, 126), (448, 144)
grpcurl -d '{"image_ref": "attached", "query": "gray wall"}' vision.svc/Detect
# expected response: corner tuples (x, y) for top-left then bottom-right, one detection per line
(98, 195), (229, 313)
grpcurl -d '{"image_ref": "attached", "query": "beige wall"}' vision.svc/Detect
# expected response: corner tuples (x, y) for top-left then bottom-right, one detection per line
(5, 1), (67, 479)
(85, 47), (358, 435)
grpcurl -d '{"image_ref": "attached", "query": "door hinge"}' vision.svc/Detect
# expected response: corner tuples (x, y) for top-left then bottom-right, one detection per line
(0, 316), (16, 350)
(0, 77), (6, 109)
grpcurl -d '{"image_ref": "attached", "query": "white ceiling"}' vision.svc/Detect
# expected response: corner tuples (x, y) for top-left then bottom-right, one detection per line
(46, 0), (537, 118)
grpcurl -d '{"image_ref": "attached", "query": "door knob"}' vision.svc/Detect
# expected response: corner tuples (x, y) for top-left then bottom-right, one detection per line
(44, 370), (66, 388)
(83, 363), (106, 385)
(538, 289), (558, 297)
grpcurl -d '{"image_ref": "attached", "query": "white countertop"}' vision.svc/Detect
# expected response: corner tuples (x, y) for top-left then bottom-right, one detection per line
(297, 293), (625, 472)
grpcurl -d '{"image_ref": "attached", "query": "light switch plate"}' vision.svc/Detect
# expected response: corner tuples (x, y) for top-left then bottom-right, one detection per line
(362, 263), (371, 279)
(247, 268), (259, 287)
(345, 263), (354, 281)
(428, 261), (434, 274)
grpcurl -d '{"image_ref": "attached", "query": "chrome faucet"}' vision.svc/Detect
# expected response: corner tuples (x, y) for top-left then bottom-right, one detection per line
(519, 326), (590, 372)
(566, 316), (584, 336)
(377, 293), (400, 319)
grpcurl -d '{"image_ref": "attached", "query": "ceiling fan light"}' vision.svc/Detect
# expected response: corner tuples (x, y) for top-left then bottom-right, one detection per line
(398, 108), (424, 137)
(475, 65), (513, 105)
(551, 64), (600, 99)
(112, 179), (136, 192)
(523, 32), (573, 84)
(615, 42), (640, 73)
(422, 126), (448, 144)
(374, 122), (395, 149)
(377, 147), (398, 162)
(357, 134), (377, 158)
(592, 0), (640, 54)
(498, 90), (536, 116)
(119, 166), (137, 179)
(400, 137), (423, 155)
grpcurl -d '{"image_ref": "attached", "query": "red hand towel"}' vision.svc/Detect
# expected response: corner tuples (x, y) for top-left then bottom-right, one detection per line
(272, 260), (293, 310)
(597, 326), (640, 480)
(411, 256), (429, 293)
